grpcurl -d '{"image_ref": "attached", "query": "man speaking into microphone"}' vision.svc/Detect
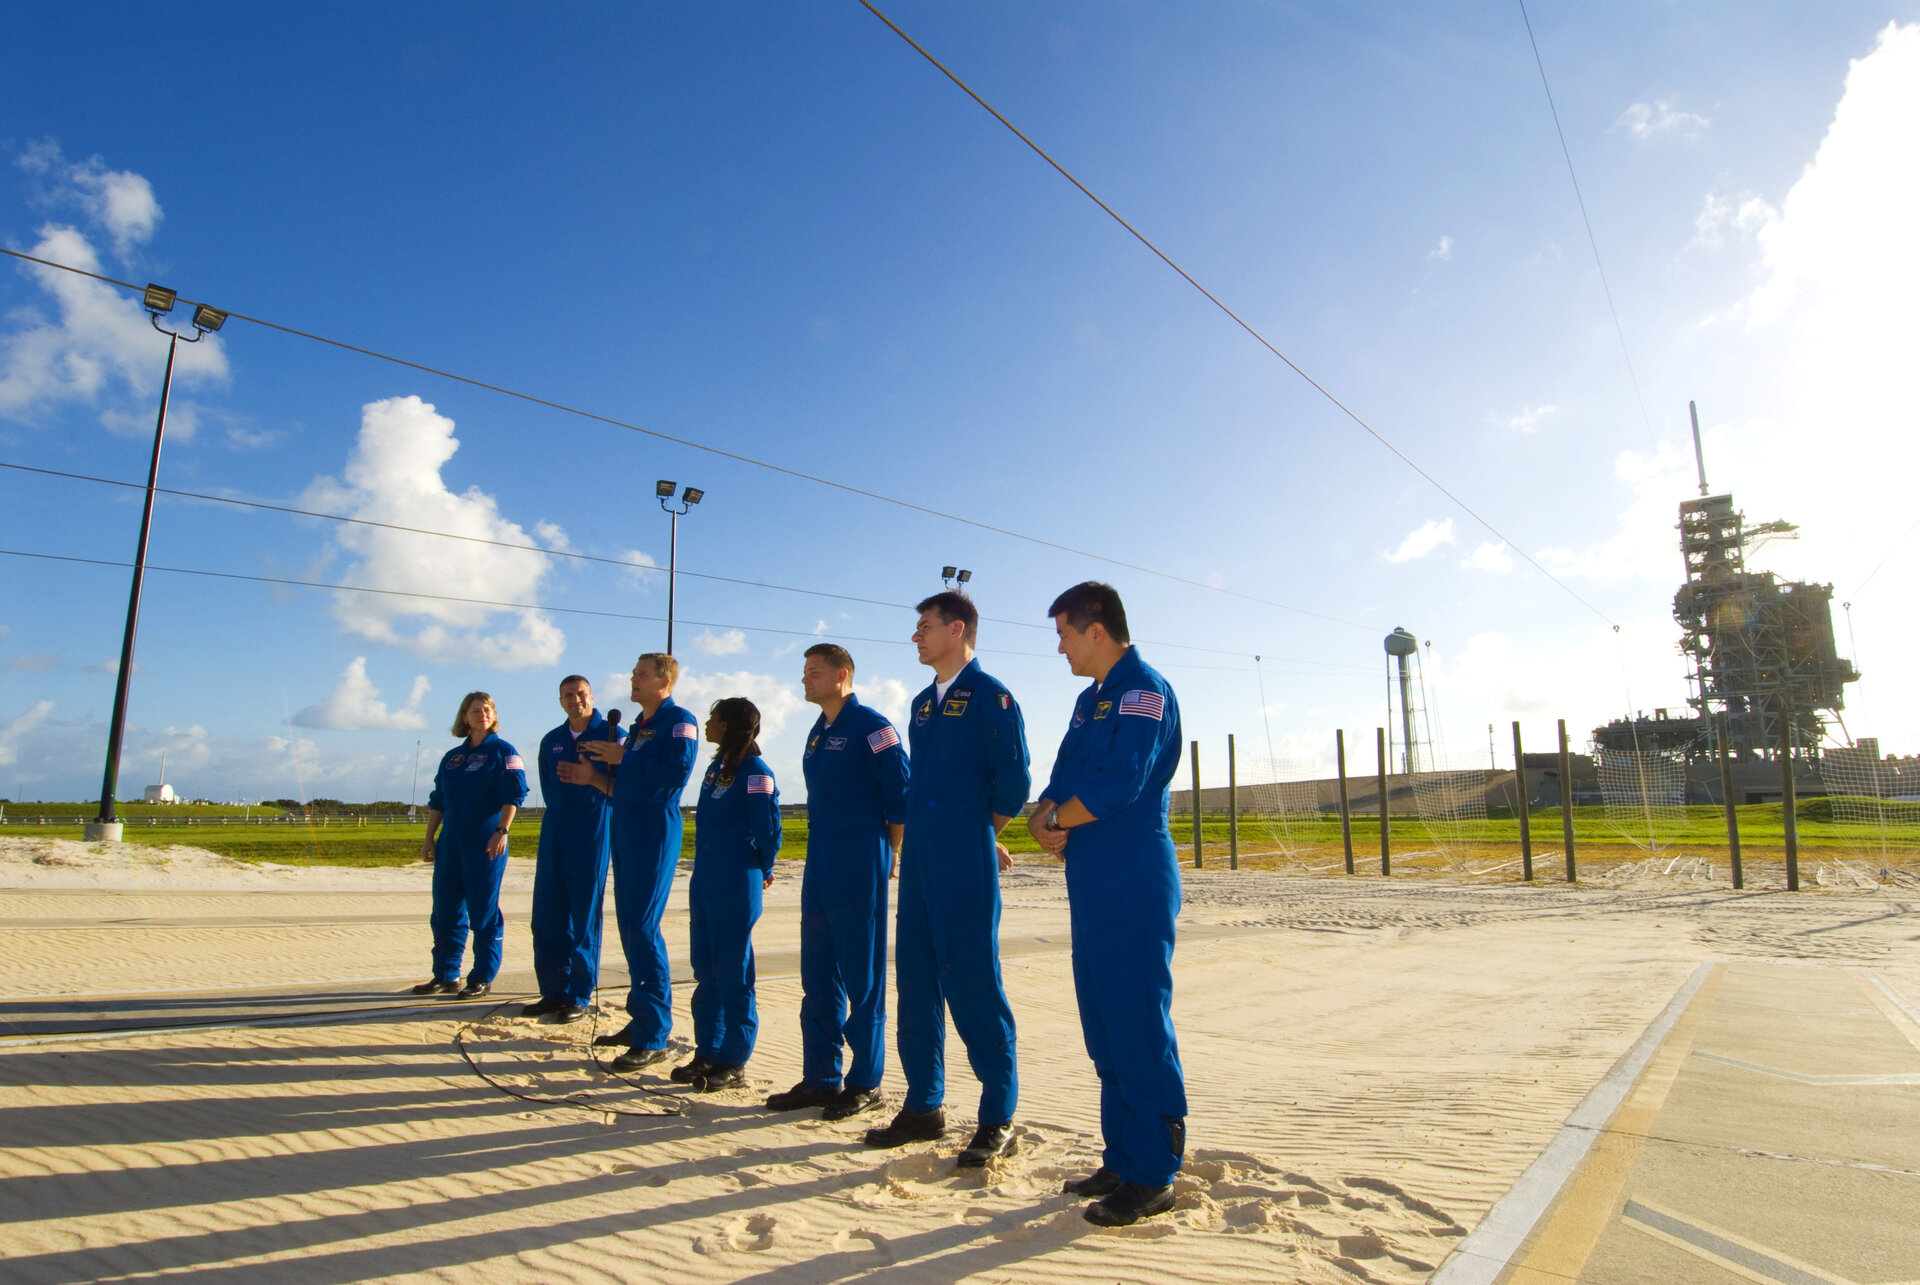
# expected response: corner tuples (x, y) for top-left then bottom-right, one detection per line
(527, 675), (618, 1024)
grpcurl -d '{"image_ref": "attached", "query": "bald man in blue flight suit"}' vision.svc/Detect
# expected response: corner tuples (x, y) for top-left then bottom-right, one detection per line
(577, 652), (701, 1074)
(523, 674), (617, 1025)
(865, 591), (1030, 1168)
(1028, 581), (1188, 1228)
(765, 643), (910, 1121)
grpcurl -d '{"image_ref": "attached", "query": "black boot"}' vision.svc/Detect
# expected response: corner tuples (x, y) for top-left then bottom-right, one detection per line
(765, 1081), (838, 1112)
(1084, 1181), (1175, 1227)
(956, 1122), (1013, 1168)
(609, 1046), (673, 1074)
(1063, 1166), (1122, 1197)
(670, 1055), (716, 1083)
(410, 978), (459, 996)
(822, 1086), (885, 1121)
(691, 1063), (747, 1092)
(863, 1106), (946, 1148)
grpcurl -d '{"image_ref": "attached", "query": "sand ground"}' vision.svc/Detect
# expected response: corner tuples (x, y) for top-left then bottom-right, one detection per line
(1, 837), (1914, 1283)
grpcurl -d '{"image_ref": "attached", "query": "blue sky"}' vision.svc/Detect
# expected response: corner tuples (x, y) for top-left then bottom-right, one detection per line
(3, 2), (1917, 805)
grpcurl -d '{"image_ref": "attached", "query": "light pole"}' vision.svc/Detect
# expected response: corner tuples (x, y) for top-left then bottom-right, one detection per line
(86, 286), (227, 843)
(655, 480), (704, 654)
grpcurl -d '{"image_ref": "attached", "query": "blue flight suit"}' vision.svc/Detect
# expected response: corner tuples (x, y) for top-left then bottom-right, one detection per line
(898, 658), (1031, 1126)
(426, 731), (530, 986)
(1042, 646), (1188, 1188)
(689, 753), (782, 1066)
(608, 699), (700, 1051)
(798, 695), (910, 1093)
(532, 712), (617, 1006)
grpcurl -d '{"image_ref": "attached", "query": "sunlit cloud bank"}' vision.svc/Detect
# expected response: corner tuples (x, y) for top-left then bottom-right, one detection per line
(303, 396), (566, 671)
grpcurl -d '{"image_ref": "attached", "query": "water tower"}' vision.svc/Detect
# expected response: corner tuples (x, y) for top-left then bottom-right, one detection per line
(1384, 627), (1420, 774)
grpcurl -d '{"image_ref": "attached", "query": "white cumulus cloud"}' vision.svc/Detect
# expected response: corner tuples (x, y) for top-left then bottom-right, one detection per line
(1428, 235), (1453, 262)
(294, 657), (431, 731)
(690, 629), (749, 657)
(302, 396), (565, 670)
(1383, 518), (1455, 563)
(1616, 99), (1710, 142)
(18, 140), (163, 256)
(1461, 542), (1515, 573)
(0, 224), (227, 429)
(1, 700), (55, 767)
(1491, 403), (1558, 433)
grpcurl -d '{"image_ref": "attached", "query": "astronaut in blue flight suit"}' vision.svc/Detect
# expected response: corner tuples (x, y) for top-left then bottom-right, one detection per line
(577, 653), (700, 1074)
(522, 674), (616, 1025)
(764, 643), (910, 1121)
(1028, 581), (1188, 1228)
(865, 591), (1031, 1169)
(679, 696), (783, 1092)
(412, 691), (529, 1001)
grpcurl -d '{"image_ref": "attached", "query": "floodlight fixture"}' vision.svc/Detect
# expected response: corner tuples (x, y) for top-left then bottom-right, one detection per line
(681, 486), (703, 505)
(956, 569), (972, 584)
(656, 479), (677, 498)
(142, 283), (177, 315)
(942, 565), (957, 580)
(190, 304), (227, 333)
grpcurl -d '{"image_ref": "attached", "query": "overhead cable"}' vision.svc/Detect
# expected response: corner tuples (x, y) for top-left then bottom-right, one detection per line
(0, 245), (1375, 633)
(851, 0), (1618, 629)
(0, 459), (1373, 673)
(0, 547), (1366, 679)
(1515, 0), (1659, 451)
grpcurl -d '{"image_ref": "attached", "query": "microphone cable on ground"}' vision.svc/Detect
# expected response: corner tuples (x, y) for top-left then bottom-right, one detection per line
(451, 994), (686, 1119)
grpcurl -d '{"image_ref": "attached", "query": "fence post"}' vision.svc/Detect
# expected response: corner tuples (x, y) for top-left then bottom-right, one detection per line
(1716, 712), (1742, 889)
(1558, 718), (1576, 882)
(1189, 739), (1203, 870)
(1227, 733), (1239, 871)
(1336, 729), (1355, 875)
(1376, 727), (1390, 876)
(1513, 721), (1532, 882)
(1782, 735), (1800, 892)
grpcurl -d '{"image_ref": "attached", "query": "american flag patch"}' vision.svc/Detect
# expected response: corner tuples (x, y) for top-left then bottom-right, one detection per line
(867, 725), (899, 753)
(747, 775), (774, 794)
(672, 722), (698, 739)
(503, 755), (525, 771)
(1118, 689), (1165, 720)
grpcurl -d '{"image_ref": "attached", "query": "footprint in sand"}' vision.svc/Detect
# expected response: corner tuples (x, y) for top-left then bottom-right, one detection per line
(724, 1212), (794, 1252)
(830, 1227), (891, 1261)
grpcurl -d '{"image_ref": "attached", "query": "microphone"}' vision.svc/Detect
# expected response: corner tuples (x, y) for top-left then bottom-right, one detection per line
(605, 709), (623, 741)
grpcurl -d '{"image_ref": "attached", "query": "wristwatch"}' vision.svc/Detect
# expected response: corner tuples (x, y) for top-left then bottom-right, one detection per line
(1046, 805), (1061, 830)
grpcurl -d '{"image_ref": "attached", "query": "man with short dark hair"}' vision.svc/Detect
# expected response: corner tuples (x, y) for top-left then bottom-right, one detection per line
(865, 591), (1030, 1168)
(525, 675), (617, 1024)
(1027, 580), (1188, 1226)
(577, 652), (700, 1073)
(765, 643), (910, 1121)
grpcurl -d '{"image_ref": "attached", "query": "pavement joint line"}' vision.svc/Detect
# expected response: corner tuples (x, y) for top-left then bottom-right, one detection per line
(1428, 961), (1715, 1285)
(1691, 1050), (1920, 1086)
(1622, 1197), (1855, 1285)
(1864, 968), (1920, 1026)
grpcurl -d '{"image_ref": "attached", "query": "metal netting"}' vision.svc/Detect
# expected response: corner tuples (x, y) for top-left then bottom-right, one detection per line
(1408, 753), (1491, 865)
(1814, 744), (1920, 868)
(1594, 739), (1696, 851)
(1239, 748), (1338, 859)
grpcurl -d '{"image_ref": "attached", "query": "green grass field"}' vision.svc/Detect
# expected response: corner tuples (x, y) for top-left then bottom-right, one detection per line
(8, 801), (1916, 868)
